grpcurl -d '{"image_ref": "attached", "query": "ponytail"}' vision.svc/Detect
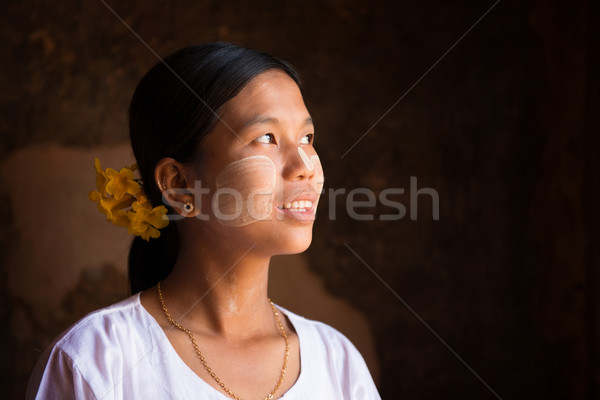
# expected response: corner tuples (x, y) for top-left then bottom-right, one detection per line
(128, 222), (179, 294)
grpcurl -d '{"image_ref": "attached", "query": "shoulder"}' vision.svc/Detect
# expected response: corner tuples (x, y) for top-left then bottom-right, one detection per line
(278, 306), (368, 373)
(51, 294), (146, 356)
(278, 305), (360, 356)
(276, 305), (382, 399)
(27, 294), (155, 400)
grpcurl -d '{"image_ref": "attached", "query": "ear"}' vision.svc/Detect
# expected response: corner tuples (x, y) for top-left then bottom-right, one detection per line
(154, 158), (198, 217)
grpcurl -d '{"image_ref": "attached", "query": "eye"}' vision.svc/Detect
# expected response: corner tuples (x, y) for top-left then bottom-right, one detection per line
(300, 133), (314, 145)
(255, 133), (276, 144)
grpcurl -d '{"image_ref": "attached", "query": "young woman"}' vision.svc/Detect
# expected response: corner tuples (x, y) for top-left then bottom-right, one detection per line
(27, 42), (381, 399)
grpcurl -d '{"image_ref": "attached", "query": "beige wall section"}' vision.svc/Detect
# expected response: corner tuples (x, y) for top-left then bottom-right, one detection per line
(2, 144), (379, 388)
(2, 145), (134, 328)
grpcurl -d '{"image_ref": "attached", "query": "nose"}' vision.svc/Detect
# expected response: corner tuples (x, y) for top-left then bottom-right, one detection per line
(282, 146), (316, 181)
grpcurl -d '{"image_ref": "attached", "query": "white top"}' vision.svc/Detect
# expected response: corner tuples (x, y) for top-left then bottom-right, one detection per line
(27, 294), (381, 399)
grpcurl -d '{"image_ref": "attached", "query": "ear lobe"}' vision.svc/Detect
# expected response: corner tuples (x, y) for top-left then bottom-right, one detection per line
(155, 158), (196, 217)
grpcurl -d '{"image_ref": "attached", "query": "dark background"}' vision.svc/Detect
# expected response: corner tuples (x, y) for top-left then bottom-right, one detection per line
(2, 0), (598, 399)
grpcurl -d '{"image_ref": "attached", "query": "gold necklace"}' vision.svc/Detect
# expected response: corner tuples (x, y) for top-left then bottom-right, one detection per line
(157, 282), (289, 400)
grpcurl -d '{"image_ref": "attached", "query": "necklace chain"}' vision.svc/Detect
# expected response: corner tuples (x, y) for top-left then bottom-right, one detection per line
(157, 282), (289, 400)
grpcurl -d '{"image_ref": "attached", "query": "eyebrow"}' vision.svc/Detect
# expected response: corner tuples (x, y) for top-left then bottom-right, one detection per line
(243, 115), (313, 129)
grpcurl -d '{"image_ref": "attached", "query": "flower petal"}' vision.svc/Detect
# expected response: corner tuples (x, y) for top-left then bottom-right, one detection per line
(98, 194), (135, 220)
(93, 158), (108, 194)
(106, 167), (141, 200)
(148, 206), (169, 229)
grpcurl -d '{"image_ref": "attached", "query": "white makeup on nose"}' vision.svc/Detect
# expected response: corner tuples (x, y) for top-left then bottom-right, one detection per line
(297, 147), (314, 171)
(310, 154), (324, 195)
(213, 155), (276, 226)
(296, 147), (324, 206)
(309, 154), (325, 216)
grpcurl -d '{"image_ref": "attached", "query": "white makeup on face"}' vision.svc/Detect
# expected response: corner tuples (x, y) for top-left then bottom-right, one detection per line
(308, 155), (325, 217)
(297, 147), (314, 171)
(311, 154), (324, 195)
(213, 155), (276, 226)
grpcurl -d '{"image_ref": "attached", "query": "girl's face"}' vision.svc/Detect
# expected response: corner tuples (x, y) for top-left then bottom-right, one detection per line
(190, 70), (324, 255)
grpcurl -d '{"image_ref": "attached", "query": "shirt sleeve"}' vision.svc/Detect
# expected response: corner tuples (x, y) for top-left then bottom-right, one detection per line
(26, 346), (97, 400)
(336, 335), (382, 400)
(309, 320), (381, 400)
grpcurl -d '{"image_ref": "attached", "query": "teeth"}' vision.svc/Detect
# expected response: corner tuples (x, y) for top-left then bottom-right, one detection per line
(281, 200), (313, 210)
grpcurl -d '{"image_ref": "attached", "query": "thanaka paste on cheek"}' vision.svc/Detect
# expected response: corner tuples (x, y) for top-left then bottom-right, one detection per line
(213, 155), (276, 226)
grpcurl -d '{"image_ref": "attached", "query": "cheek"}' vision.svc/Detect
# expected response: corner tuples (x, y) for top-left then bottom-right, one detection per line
(213, 155), (276, 226)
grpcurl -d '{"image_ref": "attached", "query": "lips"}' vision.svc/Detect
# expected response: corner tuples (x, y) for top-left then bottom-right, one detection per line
(277, 190), (318, 208)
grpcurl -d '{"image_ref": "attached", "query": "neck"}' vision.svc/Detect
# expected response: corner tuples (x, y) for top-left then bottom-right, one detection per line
(160, 229), (274, 340)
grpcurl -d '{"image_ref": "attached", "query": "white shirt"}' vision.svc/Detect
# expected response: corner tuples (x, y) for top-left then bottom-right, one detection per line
(27, 294), (381, 399)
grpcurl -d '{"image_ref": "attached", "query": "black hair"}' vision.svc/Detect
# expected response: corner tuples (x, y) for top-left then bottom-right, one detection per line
(127, 42), (302, 294)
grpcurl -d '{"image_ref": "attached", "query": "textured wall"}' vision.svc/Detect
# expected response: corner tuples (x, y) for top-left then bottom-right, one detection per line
(2, 0), (598, 399)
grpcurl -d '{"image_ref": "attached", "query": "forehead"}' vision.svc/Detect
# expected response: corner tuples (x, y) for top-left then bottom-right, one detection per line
(220, 70), (309, 129)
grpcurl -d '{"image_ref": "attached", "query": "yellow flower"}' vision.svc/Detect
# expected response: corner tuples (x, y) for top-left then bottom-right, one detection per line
(105, 166), (141, 200)
(89, 190), (136, 221)
(135, 195), (169, 228)
(127, 195), (169, 241)
(90, 159), (169, 240)
(93, 158), (108, 194)
(110, 209), (131, 229)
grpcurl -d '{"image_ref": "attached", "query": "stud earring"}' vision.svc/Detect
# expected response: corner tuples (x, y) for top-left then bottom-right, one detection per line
(183, 202), (194, 214)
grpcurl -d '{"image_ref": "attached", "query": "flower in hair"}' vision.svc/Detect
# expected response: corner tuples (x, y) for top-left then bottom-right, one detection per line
(105, 166), (141, 200)
(89, 158), (169, 241)
(127, 194), (169, 240)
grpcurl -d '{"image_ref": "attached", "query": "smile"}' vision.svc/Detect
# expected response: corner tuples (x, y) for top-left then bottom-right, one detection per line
(278, 200), (313, 211)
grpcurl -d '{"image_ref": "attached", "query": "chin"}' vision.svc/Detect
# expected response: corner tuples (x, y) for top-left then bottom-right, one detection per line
(272, 229), (314, 256)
